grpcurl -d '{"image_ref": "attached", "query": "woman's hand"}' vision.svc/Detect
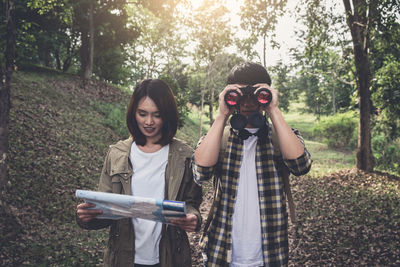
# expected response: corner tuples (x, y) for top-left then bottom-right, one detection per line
(170, 213), (198, 232)
(76, 202), (102, 223)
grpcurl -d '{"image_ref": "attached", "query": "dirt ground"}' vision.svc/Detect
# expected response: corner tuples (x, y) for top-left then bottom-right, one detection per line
(188, 188), (213, 266)
(187, 169), (400, 266)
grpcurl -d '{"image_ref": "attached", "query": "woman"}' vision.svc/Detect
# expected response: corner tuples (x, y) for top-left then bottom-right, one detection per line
(76, 79), (202, 267)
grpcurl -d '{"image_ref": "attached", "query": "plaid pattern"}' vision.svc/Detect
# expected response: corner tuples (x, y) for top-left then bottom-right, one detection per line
(193, 124), (312, 267)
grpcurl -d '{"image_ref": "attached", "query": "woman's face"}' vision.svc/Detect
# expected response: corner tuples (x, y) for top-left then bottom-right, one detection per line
(135, 96), (163, 143)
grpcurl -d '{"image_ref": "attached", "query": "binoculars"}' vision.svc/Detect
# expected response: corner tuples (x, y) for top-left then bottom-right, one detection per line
(223, 86), (273, 130)
(224, 86), (272, 107)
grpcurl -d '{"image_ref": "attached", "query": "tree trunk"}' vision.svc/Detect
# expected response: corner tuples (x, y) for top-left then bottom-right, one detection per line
(80, 2), (94, 80)
(55, 50), (62, 70)
(199, 89), (205, 137)
(343, 0), (374, 172)
(332, 85), (336, 114)
(1, 0), (16, 195)
(209, 85), (214, 126)
(207, 63), (215, 126)
(263, 34), (266, 67)
(208, 100), (213, 127)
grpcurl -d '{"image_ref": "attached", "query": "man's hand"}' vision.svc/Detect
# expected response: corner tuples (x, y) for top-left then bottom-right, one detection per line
(218, 84), (244, 118)
(254, 83), (279, 114)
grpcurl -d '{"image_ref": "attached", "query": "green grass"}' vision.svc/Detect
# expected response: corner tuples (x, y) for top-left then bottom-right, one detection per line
(305, 140), (355, 178)
(176, 107), (210, 148)
(284, 112), (319, 140)
(282, 101), (356, 176)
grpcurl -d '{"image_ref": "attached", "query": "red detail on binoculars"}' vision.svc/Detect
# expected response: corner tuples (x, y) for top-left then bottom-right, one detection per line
(225, 91), (240, 106)
(224, 88), (272, 107)
(257, 89), (271, 105)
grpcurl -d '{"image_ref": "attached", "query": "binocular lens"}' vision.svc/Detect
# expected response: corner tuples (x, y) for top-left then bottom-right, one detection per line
(257, 90), (272, 105)
(225, 91), (240, 106)
(224, 87), (272, 107)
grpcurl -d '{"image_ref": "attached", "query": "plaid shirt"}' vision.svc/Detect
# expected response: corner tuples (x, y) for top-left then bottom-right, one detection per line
(193, 124), (312, 267)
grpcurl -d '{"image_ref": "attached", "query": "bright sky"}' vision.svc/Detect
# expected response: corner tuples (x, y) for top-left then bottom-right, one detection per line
(184, 0), (315, 67)
(226, 0), (301, 67)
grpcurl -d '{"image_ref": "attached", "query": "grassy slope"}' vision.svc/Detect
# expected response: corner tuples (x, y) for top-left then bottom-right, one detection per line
(2, 70), (129, 266)
(1, 71), (399, 266)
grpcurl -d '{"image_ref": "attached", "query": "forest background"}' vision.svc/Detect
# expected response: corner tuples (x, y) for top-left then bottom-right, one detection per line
(0, 0), (399, 266)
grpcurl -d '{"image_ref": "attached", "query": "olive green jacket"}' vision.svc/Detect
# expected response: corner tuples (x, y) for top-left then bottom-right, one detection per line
(77, 138), (202, 267)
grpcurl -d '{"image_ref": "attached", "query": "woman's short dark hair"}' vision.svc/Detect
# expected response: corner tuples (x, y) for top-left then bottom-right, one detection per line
(226, 62), (271, 86)
(126, 79), (178, 146)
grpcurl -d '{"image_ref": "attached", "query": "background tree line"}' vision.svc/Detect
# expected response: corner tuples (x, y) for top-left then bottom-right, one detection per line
(1, 0), (399, 194)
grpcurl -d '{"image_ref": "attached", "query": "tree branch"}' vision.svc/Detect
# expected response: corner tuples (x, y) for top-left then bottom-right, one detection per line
(304, 70), (355, 86)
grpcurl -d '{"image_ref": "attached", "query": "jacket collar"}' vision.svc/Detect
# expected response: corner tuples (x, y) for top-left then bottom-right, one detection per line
(110, 138), (191, 200)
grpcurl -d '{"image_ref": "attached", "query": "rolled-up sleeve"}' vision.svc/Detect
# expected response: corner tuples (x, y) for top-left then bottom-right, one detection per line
(284, 129), (312, 176)
(192, 135), (217, 185)
(192, 160), (215, 185)
(284, 149), (312, 176)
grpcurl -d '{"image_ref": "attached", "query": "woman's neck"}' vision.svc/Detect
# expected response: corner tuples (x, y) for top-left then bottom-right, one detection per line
(137, 140), (163, 153)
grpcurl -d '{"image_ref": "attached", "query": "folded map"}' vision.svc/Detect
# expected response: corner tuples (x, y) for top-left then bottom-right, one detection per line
(76, 190), (186, 223)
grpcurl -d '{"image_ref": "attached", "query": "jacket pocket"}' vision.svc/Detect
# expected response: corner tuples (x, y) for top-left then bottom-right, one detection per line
(111, 176), (123, 194)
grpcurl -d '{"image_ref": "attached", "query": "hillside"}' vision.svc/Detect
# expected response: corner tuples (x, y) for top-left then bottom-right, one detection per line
(1, 70), (129, 266)
(1, 70), (400, 266)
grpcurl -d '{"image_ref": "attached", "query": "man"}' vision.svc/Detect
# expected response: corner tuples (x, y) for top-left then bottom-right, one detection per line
(193, 62), (312, 266)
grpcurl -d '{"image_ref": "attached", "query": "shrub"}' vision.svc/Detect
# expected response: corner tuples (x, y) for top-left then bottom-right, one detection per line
(313, 112), (358, 150)
(372, 135), (400, 175)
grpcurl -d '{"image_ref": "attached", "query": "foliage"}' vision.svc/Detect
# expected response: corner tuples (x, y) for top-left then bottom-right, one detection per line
(292, 0), (355, 116)
(371, 57), (400, 139)
(159, 72), (190, 128)
(186, 53), (244, 125)
(77, 0), (138, 81)
(125, 2), (187, 82)
(368, 1), (400, 145)
(186, 64), (207, 106)
(183, 0), (236, 123)
(15, 0), (78, 71)
(372, 135), (400, 175)
(93, 47), (131, 85)
(3, 0), (138, 82)
(313, 111), (358, 150)
(188, 0), (232, 63)
(269, 61), (293, 112)
(239, 0), (287, 66)
(294, 0), (400, 171)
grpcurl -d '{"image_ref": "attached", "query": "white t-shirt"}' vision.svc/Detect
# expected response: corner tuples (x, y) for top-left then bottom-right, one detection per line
(231, 128), (263, 267)
(129, 142), (169, 265)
